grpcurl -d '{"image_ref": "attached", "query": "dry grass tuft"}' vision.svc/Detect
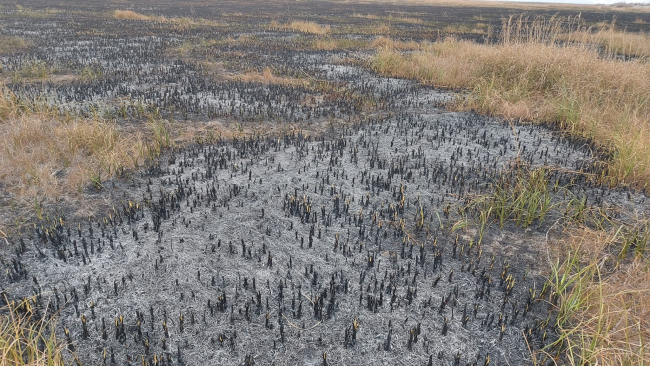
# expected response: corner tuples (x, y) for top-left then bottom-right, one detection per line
(547, 226), (650, 365)
(113, 10), (223, 32)
(0, 35), (33, 55)
(270, 20), (331, 35)
(113, 10), (157, 21)
(0, 296), (67, 366)
(0, 86), (145, 202)
(231, 67), (308, 86)
(289, 21), (331, 35)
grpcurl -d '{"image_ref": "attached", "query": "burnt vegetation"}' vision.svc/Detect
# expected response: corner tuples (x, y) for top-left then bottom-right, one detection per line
(1, 1), (649, 365)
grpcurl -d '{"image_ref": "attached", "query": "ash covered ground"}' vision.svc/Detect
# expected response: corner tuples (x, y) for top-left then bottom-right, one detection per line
(2, 2), (650, 365)
(5, 68), (647, 365)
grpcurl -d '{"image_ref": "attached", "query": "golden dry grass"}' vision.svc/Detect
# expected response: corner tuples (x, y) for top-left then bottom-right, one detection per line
(0, 86), (145, 203)
(113, 10), (154, 21)
(113, 10), (222, 31)
(270, 20), (331, 35)
(0, 36), (33, 55)
(371, 24), (391, 36)
(231, 67), (308, 86)
(547, 227), (650, 365)
(560, 29), (650, 60)
(288, 21), (331, 35)
(373, 38), (650, 189)
(0, 297), (67, 366)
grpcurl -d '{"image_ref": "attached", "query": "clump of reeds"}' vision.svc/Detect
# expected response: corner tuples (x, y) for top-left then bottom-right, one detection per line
(270, 20), (331, 35)
(0, 296), (67, 366)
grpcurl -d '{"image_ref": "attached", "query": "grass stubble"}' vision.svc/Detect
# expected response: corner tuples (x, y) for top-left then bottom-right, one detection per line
(373, 14), (650, 365)
(1, 5), (650, 366)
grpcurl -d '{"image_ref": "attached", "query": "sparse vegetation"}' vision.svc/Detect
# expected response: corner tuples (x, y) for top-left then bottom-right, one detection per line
(458, 165), (650, 365)
(0, 296), (67, 366)
(374, 16), (650, 362)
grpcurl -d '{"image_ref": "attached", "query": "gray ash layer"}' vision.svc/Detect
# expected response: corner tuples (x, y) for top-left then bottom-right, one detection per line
(5, 80), (639, 365)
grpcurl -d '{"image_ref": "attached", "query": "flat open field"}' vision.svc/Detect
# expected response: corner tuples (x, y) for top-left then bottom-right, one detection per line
(1, 1), (649, 365)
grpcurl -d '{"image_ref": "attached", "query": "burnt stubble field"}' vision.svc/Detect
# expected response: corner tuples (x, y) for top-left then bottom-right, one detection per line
(1, 1), (649, 365)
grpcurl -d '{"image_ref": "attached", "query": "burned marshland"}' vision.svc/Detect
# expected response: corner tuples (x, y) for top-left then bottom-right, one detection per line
(1, 1), (650, 365)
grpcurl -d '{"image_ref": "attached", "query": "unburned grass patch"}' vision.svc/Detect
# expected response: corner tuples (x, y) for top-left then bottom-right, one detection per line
(0, 109), (144, 199)
(0, 35), (33, 55)
(0, 296), (68, 366)
(542, 226), (650, 365)
(113, 10), (155, 21)
(230, 67), (309, 86)
(560, 29), (650, 60)
(0, 86), (147, 205)
(372, 37), (650, 189)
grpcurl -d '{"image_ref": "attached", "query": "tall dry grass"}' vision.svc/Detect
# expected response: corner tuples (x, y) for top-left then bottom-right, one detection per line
(546, 227), (650, 365)
(0, 296), (68, 366)
(373, 20), (650, 189)
(561, 29), (650, 61)
(0, 86), (145, 203)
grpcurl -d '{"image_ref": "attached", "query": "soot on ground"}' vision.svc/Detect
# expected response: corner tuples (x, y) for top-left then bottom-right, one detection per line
(2, 3), (649, 364)
(4, 76), (637, 365)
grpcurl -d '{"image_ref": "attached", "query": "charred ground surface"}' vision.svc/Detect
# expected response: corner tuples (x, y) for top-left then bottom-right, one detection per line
(3, 70), (649, 365)
(1, 1), (650, 366)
